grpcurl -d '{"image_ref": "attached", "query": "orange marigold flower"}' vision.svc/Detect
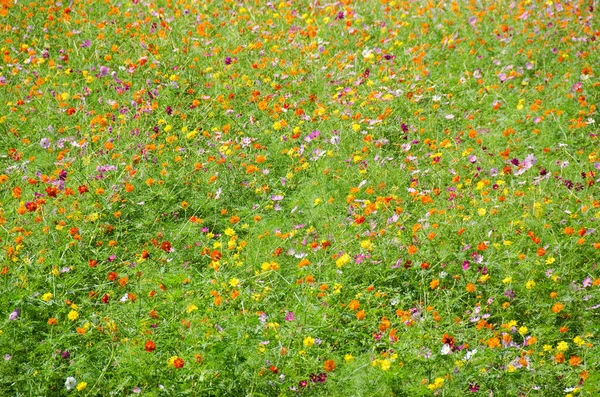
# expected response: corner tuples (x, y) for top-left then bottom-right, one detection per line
(323, 359), (336, 372)
(551, 302), (564, 314)
(569, 355), (581, 366)
(348, 299), (360, 311)
(356, 310), (366, 320)
(174, 357), (184, 368)
(487, 337), (501, 348)
(145, 340), (156, 352)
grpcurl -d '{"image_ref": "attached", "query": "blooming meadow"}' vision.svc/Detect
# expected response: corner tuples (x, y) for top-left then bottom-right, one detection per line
(0, 0), (599, 395)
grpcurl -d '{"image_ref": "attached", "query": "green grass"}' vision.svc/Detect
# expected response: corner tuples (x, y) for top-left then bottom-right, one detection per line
(0, 0), (599, 395)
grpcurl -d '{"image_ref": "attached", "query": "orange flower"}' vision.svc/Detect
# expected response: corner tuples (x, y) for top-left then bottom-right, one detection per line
(356, 310), (366, 320)
(348, 300), (360, 311)
(297, 258), (310, 268)
(48, 317), (58, 326)
(466, 283), (476, 293)
(407, 245), (418, 255)
(174, 357), (185, 368)
(323, 359), (336, 372)
(551, 302), (564, 314)
(487, 337), (501, 348)
(430, 279), (440, 289)
(569, 355), (581, 366)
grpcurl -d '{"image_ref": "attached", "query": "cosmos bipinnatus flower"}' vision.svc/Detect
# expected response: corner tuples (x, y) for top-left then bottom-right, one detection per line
(65, 377), (77, 390)
(9, 308), (20, 321)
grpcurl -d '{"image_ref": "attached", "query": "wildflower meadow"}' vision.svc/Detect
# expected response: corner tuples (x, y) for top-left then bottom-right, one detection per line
(0, 0), (599, 395)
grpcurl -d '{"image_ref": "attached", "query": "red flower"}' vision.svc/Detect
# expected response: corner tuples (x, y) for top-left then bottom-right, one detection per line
(174, 357), (184, 368)
(107, 271), (118, 281)
(160, 241), (172, 252)
(78, 185), (88, 194)
(145, 340), (156, 352)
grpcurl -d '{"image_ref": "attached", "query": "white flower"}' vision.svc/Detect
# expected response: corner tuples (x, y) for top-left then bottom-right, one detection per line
(465, 349), (477, 360)
(65, 377), (77, 390)
(440, 344), (452, 355)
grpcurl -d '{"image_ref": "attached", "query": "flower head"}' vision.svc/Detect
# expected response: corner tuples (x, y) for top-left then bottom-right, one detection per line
(65, 377), (77, 390)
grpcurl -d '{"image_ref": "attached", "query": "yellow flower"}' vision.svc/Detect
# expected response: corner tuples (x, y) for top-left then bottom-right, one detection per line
(380, 359), (391, 371)
(573, 336), (584, 346)
(525, 280), (536, 290)
(303, 336), (315, 347)
(186, 304), (198, 314)
(42, 292), (53, 302)
(229, 278), (239, 287)
(336, 253), (351, 268)
(556, 341), (568, 352)
(68, 310), (79, 321)
(360, 240), (374, 251)
(344, 354), (354, 362)
(518, 326), (528, 336)
(427, 377), (445, 390)
(76, 382), (87, 391)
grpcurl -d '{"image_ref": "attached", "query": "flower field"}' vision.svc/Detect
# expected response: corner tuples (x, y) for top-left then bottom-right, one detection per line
(1, 0), (599, 395)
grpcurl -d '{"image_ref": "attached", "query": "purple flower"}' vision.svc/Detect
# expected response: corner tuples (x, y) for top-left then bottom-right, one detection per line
(61, 351), (71, 359)
(224, 57), (232, 65)
(80, 40), (92, 48)
(469, 382), (480, 392)
(9, 308), (20, 321)
(40, 138), (51, 149)
(285, 311), (295, 321)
